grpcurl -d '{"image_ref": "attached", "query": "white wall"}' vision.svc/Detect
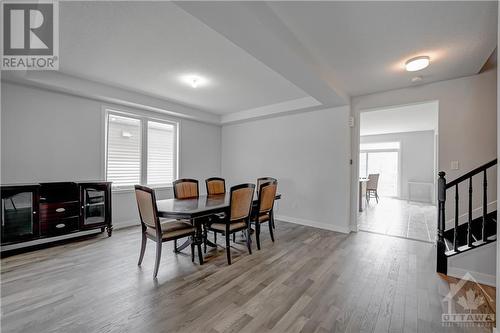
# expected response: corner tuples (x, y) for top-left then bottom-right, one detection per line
(351, 70), (497, 230)
(360, 130), (436, 202)
(1, 82), (222, 227)
(221, 106), (351, 233)
(449, 242), (497, 286)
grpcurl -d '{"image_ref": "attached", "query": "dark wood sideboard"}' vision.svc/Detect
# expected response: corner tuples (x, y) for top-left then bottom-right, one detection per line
(1, 182), (112, 251)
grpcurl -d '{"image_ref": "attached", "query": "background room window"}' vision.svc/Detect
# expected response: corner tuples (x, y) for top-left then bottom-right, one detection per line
(106, 111), (178, 189)
(147, 121), (175, 185)
(359, 141), (400, 197)
(106, 115), (141, 187)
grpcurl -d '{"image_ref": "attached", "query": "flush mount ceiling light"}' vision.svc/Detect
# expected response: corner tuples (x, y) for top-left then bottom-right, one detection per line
(405, 56), (430, 72)
(179, 74), (209, 88)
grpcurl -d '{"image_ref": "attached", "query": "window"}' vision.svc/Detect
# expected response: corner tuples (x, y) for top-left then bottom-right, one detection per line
(147, 121), (175, 185)
(105, 110), (178, 189)
(360, 141), (400, 197)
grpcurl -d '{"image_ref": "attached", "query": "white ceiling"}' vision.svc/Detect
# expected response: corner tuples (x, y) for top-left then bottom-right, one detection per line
(58, 1), (309, 114)
(268, 1), (498, 97)
(360, 101), (439, 136)
(4, 1), (497, 121)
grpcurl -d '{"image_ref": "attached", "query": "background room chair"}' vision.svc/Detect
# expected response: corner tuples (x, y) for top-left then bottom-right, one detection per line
(205, 177), (226, 195)
(251, 180), (278, 250)
(257, 177), (277, 229)
(207, 184), (255, 265)
(134, 185), (197, 278)
(366, 173), (380, 203)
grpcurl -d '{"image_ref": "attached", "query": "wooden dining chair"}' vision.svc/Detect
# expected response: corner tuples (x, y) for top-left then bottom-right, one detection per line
(205, 177), (226, 247)
(172, 178), (199, 252)
(207, 184), (255, 265)
(205, 177), (226, 195)
(251, 180), (278, 250)
(366, 174), (380, 203)
(257, 177), (277, 229)
(173, 178), (199, 199)
(135, 185), (197, 278)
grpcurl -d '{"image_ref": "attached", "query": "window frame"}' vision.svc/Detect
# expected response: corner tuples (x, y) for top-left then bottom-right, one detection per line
(104, 108), (179, 191)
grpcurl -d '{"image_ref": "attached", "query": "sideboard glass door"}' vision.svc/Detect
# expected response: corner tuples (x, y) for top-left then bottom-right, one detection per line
(1, 189), (39, 243)
(81, 186), (107, 227)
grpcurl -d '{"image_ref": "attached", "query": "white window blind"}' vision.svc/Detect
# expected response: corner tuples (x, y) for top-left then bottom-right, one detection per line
(106, 114), (141, 187)
(147, 121), (175, 185)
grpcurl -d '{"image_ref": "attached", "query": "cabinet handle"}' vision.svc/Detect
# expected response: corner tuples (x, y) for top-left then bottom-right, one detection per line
(33, 211), (37, 215)
(82, 206), (84, 209)
(55, 223), (65, 229)
(55, 208), (66, 213)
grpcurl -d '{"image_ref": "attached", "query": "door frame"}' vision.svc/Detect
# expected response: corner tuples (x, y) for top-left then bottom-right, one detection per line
(350, 100), (439, 232)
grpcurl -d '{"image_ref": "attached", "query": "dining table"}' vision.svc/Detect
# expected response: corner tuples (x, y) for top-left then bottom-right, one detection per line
(156, 193), (281, 264)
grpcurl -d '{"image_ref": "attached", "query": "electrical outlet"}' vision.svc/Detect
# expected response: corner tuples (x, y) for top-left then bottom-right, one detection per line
(451, 161), (459, 170)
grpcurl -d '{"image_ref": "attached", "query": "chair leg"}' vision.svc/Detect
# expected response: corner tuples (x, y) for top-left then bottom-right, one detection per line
(256, 222), (261, 250)
(233, 233), (236, 243)
(375, 191), (379, 203)
(268, 220), (275, 242)
(246, 228), (252, 255)
(191, 238), (195, 263)
(153, 241), (162, 279)
(173, 239), (178, 253)
(214, 231), (217, 244)
(271, 212), (276, 230)
(226, 233), (231, 265)
(138, 233), (147, 265)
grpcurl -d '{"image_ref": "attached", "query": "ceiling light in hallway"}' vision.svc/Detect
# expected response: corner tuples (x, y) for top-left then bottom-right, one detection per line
(405, 56), (430, 72)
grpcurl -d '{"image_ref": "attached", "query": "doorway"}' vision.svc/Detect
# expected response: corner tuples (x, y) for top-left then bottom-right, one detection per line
(356, 101), (438, 243)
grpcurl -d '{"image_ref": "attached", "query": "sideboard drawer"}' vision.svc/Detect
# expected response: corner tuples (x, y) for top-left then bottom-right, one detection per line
(41, 216), (79, 236)
(39, 202), (79, 222)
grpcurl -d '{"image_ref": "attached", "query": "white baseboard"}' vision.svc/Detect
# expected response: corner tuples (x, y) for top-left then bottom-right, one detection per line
(276, 215), (350, 234)
(493, 327), (498, 333)
(447, 267), (496, 287)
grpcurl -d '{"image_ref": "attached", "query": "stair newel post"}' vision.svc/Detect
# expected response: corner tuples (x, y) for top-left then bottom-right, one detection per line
(468, 177), (473, 247)
(482, 170), (487, 242)
(437, 171), (447, 274)
(453, 184), (459, 252)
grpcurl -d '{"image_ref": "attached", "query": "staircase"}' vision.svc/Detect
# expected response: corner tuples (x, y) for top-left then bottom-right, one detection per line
(437, 159), (497, 274)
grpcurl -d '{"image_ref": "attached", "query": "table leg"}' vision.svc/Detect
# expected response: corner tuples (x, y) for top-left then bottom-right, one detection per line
(359, 182), (363, 212)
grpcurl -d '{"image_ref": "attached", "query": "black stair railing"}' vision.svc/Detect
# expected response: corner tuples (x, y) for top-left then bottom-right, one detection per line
(437, 159), (497, 274)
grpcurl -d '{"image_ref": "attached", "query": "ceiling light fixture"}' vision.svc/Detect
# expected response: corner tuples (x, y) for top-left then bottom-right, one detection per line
(405, 56), (430, 72)
(179, 74), (209, 89)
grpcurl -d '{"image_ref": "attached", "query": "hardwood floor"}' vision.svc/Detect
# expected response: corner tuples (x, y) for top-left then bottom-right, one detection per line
(0, 221), (491, 332)
(358, 198), (437, 243)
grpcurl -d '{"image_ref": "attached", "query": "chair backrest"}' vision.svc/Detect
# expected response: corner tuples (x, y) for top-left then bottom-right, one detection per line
(367, 174), (380, 190)
(257, 180), (278, 214)
(173, 178), (199, 199)
(229, 183), (255, 222)
(205, 177), (226, 195)
(134, 185), (160, 230)
(257, 177), (277, 194)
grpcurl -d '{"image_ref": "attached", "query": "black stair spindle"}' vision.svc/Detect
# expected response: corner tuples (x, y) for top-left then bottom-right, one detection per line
(467, 177), (473, 248)
(453, 184), (459, 252)
(482, 170), (487, 242)
(436, 171), (447, 274)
